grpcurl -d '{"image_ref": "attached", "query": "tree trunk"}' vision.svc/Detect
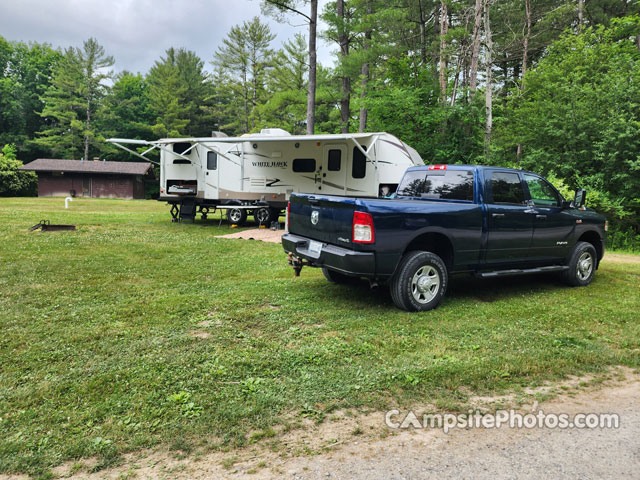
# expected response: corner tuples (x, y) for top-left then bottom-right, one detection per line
(418, 0), (427, 66)
(358, 4), (372, 133)
(484, 0), (493, 158)
(338, 0), (350, 133)
(469, 0), (483, 95)
(84, 95), (90, 162)
(243, 69), (249, 133)
(577, 0), (584, 29)
(307, 0), (318, 135)
(438, 1), (449, 103)
(516, 0), (531, 161)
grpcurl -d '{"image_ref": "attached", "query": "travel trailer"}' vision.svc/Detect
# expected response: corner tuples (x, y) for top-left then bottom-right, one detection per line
(108, 129), (424, 224)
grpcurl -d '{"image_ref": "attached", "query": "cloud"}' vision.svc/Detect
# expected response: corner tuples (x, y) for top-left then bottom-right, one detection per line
(0, 0), (334, 74)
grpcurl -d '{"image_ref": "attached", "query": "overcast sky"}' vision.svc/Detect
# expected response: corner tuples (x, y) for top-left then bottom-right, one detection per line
(0, 0), (333, 74)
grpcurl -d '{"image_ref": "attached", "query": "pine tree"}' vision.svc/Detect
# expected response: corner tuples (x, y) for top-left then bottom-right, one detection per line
(213, 17), (275, 133)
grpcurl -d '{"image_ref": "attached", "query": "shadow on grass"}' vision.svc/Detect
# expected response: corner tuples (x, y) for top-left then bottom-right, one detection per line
(319, 272), (572, 310)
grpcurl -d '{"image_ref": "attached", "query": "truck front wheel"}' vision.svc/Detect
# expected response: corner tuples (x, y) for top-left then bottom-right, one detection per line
(390, 251), (448, 312)
(561, 241), (597, 286)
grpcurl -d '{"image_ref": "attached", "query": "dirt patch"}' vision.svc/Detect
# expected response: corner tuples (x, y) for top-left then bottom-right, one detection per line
(189, 330), (211, 339)
(603, 253), (640, 264)
(216, 228), (283, 244)
(40, 367), (639, 479)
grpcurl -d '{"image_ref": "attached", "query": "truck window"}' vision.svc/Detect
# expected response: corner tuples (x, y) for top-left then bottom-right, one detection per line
(328, 149), (341, 171)
(352, 146), (366, 178)
(207, 151), (217, 170)
(524, 174), (559, 206)
(396, 170), (474, 200)
(489, 172), (525, 204)
(293, 158), (316, 172)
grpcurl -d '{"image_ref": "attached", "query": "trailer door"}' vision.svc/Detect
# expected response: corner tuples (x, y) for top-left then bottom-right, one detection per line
(320, 144), (347, 195)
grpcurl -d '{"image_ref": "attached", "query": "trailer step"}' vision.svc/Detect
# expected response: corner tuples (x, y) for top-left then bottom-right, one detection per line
(476, 265), (569, 278)
(179, 198), (197, 222)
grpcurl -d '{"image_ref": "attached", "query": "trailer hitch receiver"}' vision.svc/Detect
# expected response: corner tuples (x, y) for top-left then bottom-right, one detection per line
(287, 252), (311, 277)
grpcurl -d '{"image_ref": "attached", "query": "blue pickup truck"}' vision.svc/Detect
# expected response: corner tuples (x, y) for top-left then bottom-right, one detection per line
(282, 165), (607, 311)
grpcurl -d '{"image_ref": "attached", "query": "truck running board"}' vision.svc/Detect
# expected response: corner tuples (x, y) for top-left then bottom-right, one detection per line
(476, 265), (569, 278)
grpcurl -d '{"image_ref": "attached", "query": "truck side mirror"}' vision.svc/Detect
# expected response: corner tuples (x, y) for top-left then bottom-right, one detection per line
(573, 189), (587, 208)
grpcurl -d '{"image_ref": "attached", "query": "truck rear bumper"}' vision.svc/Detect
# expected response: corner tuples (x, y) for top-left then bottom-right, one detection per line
(282, 233), (376, 276)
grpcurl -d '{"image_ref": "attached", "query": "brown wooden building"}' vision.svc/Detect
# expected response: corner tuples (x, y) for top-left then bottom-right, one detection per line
(20, 159), (154, 199)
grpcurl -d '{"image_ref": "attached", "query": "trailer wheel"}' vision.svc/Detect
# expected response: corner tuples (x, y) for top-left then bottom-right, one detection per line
(390, 251), (447, 312)
(227, 208), (246, 226)
(254, 207), (273, 225)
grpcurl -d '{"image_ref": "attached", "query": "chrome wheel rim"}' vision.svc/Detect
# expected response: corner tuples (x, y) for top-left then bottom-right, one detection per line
(255, 208), (269, 223)
(229, 208), (242, 222)
(411, 265), (440, 304)
(577, 252), (593, 281)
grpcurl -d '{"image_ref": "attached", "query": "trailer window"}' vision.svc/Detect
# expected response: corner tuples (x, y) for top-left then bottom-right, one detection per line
(207, 151), (218, 170)
(328, 150), (341, 171)
(397, 170), (474, 200)
(293, 158), (316, 172)
(352, 146), (366, 178)
(489, 172), (525, 204)
(172, 142), (192, 155)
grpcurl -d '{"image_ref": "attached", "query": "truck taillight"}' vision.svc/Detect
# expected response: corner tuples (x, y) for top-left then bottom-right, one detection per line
(604, 220), (608, 232)
(286, 201), (290, 231)
(353, 211), (375, 243)
(428, 165), (447, 170)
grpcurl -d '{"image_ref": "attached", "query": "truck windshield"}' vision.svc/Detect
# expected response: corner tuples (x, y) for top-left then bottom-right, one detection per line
(396, 169), (474, 201)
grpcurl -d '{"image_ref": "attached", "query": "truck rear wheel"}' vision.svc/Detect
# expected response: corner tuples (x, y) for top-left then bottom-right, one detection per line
(390, 251), (448, 312)
(561, 241), (597, 286)
(227, 208), (247, 226)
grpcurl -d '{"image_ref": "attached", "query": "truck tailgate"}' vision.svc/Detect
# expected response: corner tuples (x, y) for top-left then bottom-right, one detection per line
(288, 194), (358, 246)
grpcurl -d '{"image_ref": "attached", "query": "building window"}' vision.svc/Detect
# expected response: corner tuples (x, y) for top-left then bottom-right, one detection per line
(352, 146), (366, 179)
(328, 149), (341, 171)
(207, 151), (218, 170)
(293, 158), (316, 172)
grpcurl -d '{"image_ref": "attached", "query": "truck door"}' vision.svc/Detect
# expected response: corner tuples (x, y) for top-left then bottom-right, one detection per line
(523, 173), (572, 261)
(320, 145), (347, 195)
(484, 171), (534, 264)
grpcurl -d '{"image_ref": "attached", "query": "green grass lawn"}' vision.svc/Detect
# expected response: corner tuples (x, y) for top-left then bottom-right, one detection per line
(1, 197), (639, 476)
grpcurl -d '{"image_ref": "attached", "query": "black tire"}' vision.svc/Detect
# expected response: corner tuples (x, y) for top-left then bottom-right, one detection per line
(322, 267), (357, 284)
(254, 207), (275, 226)
(561, 241), (597, 286)
(390, 251), (448, 312)
(269, 208), (282, 224)
(226, 207), (247, 226)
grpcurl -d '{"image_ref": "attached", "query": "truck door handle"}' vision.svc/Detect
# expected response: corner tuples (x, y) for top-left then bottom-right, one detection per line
(492, 213), (505, 218)
(536, 214), (547, 219)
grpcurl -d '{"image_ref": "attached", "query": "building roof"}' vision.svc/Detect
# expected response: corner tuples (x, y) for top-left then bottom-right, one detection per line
(19, 159), (154, 176)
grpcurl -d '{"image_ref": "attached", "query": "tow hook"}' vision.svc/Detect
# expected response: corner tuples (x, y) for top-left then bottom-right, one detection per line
(288, 253), (311, 277)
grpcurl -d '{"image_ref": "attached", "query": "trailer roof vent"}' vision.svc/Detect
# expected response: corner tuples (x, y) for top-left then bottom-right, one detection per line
(259, 128), (291, 137)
